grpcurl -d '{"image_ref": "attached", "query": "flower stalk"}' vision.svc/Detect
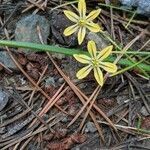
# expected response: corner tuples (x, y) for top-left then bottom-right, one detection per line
(0, 40), (149, 72)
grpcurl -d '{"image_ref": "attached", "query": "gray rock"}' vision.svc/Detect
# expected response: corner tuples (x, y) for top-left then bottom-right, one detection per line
(120, 0), (150, 16)
(58, 78), (64, 84)
(15, 14), (50, 52)
(138, 0), (150, 16)
(117, 95), (129, 104)
(0, 127), (6, 134)
(0, 88), (9, 111)
(85, 122), (97, 133)
(0, 51), (18, 70)
(86, 32), (110, 50)
(51, 11), (77, 47)
(45, 77), (56, 87)
(62, 56), (79, 79)
(120, 0), (138, 6)
(140, 106), (150, 116)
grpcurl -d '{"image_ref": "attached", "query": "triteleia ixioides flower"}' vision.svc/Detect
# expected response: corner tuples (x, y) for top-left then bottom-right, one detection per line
(63, 0), (101, 45)
(73, 40), (117, 86)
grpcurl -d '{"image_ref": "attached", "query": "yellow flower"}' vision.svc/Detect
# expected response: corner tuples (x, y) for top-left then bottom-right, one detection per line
(73, 41), (117, 86)
(63, 0), (101, 45)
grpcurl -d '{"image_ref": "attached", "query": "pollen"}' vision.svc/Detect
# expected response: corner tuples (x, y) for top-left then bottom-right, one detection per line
(92, 59), (99, 67)
(78, 19), (86, 26)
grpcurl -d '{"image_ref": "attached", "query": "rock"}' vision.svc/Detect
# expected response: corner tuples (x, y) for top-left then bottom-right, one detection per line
(45, 77), (56, 87)
(58, 78), (64, 84)
(0, 88), (9, 111)
(116, 95), (130, 105)
(86, 32), (110, 50)
(15, 14), (50, 52)
(51, 10), (77, 47)
(120, 0), (150, 16)
(140, 106), (150, 116)
(0, 127), (6, 134)
(62, 56), (79, 79)
(0, 51), (18, 70)
(85, 122), (97, 133)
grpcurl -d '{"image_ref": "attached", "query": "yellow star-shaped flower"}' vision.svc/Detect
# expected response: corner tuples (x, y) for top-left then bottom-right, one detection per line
(73, 41), (117, 86)
(64, 0), (101, 45)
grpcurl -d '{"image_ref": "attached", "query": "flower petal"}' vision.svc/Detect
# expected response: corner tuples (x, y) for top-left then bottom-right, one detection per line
(99, 62), (117, 73)
(78, 0), (86, 17)
(94, 67), (103, 86)
(97, 45), (113, 61)
(64, 10), (79, 22)
(86, 22), (101, 32)
(86, 9), (101, 22)
(76, 65), (92, 79)
(64, 24), (78, 36)
(87, 40), (97, 58)
(78, 27), (86, 45)
(73, 54), (91, 64)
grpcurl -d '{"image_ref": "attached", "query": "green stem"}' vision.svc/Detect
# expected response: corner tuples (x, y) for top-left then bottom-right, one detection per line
(112, 51), (150, 55)
(0, 40), (149, 72)
(98, 3), (134, 13)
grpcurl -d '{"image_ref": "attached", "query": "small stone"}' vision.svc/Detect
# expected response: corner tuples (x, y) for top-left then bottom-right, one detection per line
(137, 0), (150, 16)
(62, 56), (79, 79)
(45, 77), (56, 87)
(61, 116), (68, 123)
(120, 0), (150, 16)
(15, 14), (50, 52)
(0, 51), (18, 70)
(0, 127), (6, 134)
(140, 106), (150, 116)
(0, 88), (9, 111)
(51, 11), (77, 47)
(120, 0), (137, 6)
(86, 32), (110, 50)
(58, 78), (64, 84)
(85, 122), (97, 133)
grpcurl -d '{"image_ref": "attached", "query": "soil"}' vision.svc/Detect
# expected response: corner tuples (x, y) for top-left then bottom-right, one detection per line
(0, 0), (150, 150)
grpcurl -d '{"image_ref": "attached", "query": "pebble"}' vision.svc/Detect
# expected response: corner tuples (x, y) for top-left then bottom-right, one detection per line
(62, 56), (79, 79)
(85, 122), (97, 133)
(0, 51), (18, 70)
(51, 10), (77, 47)
(120, 0), (150, 16)
(86, 32), (110, 50)
(15, 14), (50, 52)
(140, 106), (150, 116)
(0, 88), (9, 111)
(58, 78), (64, 84)
(45, 77), (56, 87)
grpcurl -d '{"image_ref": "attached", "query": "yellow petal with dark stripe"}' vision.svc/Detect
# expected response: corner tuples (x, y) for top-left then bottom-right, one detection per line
(78, 0), (86, 17)
(97, 45), (113, 61)
(73, 54), (91, 64)
(87, 40), (97, 58)
(78, 27), (86, 45)
(86, 9), (101, 22)
(64, 24), (78, 36)
(64, 10), (79, 22)
(99, 62), (117, 73)
(86, 22), (101, 32)
(76, 65), (92, 79)
(94, 67), (103, 86)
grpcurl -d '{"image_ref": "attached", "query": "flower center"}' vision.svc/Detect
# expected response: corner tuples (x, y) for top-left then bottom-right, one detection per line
(78, 19), (86, 26)
(92, 59), (99, 67)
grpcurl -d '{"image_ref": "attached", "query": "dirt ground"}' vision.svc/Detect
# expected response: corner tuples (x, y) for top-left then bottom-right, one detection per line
(0, 0), (150, 150)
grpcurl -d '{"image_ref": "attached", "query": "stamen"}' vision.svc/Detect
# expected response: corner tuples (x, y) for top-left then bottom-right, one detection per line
(92, 59), (99, 67)
(78, 19), (86, 26)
